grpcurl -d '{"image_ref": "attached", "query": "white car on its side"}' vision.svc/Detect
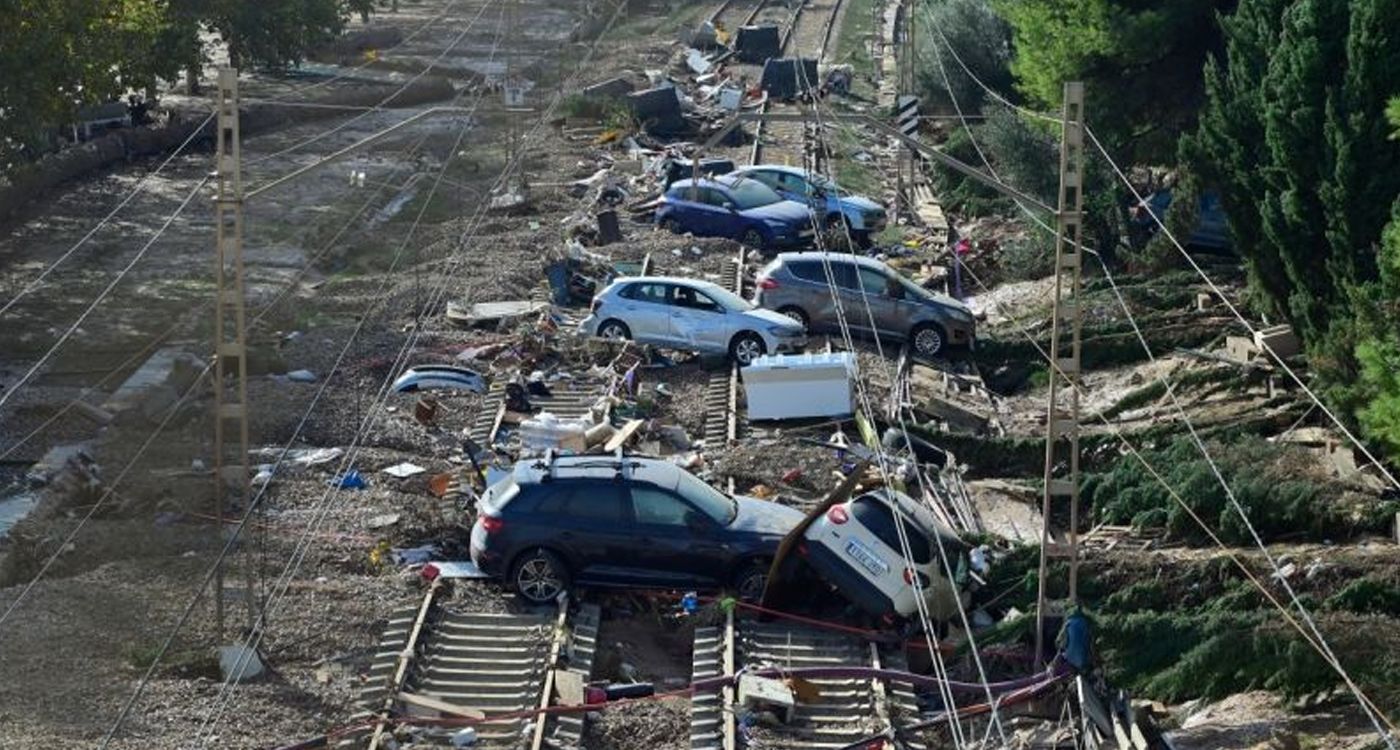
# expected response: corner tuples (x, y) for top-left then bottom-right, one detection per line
(800, 488), (973, 625)
(578, 276), (807, 366)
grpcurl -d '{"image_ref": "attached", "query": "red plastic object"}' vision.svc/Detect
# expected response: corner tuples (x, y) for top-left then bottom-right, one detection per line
(421, 563), (441, 581)
(758, 277), (779, 290)
(585, 686), (607, 705)
(780, 468), (802, 483)
(826, 505), (849, 524)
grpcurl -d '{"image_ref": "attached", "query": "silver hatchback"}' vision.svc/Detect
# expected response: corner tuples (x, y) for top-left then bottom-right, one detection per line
(754, 253), (976, 358)
(579, 276), (807, 365)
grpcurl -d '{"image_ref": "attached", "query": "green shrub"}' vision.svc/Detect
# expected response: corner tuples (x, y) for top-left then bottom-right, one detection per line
(1325, 578), (1400, 616)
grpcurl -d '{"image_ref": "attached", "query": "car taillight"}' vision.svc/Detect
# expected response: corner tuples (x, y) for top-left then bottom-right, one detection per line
(759, 277), (779, 290)
(479, 515), (505, 534)
(826, 505), (849, 524)
(903, 568), (915, 584)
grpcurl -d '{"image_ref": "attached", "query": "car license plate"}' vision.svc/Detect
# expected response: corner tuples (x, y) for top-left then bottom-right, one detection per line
(845, 539), (889, 576)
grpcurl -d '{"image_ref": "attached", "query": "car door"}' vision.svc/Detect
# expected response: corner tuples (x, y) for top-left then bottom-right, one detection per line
(528, 481), (636, 585)
(778, 171), (823, 216)
(625, 484), (723, 587)
(666, 185), (714, 235)
(854, 265), (901, 337)
(614, 282), (677, 345)
(828, 261), (875, 336)
(786, 259), (847, 335)
(668, 285), (732, 355)
(703, 187), (743, 238)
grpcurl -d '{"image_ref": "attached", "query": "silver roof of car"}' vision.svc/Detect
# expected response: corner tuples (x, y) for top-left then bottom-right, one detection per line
(773, 251), (888, 271)
(608, 275), (727, 293)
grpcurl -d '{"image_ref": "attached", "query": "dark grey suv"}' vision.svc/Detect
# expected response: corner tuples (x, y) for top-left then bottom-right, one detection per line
(753, 252), (976, 357)
(469, 454), (804, 604)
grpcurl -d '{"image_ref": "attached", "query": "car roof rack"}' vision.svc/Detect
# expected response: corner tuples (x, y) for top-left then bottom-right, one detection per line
(533, 448), (645, 482)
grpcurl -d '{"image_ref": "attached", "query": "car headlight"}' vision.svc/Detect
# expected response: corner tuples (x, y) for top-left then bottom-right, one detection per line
(763, 219), (788, 229)
(767, 324), (799, 336)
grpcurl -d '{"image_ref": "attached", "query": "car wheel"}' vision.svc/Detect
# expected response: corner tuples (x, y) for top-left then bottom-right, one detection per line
(911, 323), (947, 358)
(730, 332), (766, 366)
(740, 228), (767, 250)
(734, 559), (771, 602)
(598, 319), (631, 340)
(511, 549), (570, 605)
(777, 305), (809, 331)
(662, 218), (683, 235)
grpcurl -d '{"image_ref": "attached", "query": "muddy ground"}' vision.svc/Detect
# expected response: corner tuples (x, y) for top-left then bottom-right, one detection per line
(1, 0), (1398, 748)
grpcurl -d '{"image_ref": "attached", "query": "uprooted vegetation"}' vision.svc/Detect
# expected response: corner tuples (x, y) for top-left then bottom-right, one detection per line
(1083, 435), (1398, 546)
(972, 546), (1400, 712)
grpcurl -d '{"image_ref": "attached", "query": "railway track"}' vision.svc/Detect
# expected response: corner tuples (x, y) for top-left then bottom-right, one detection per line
(750, 0), (846, 167)
(702, 248), (750, 457)
(354, 585), (601, 749)
(689, 615), (932, 750)
(709, 0), (772, 32)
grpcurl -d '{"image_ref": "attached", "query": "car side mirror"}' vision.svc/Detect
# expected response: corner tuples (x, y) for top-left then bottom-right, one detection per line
(722, 201), (737, 212)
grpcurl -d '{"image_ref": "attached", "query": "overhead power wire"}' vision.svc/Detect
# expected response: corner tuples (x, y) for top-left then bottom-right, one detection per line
(797, 75), (1009, 745)
(0, 0), (463, 322)
(1082, 125), (1400, 494)
(0, 0), (483, 419)
(96, 2), (631, 745)
(917, 0), (1400, 496)
(0, 177), (209, 414)
(0, 80), (468, 627)
(920, 15), (1398, 741)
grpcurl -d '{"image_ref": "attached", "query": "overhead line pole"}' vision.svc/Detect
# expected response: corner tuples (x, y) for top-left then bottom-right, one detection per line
(212, 68), (254, 639)
(1034, 81), (1086, 667)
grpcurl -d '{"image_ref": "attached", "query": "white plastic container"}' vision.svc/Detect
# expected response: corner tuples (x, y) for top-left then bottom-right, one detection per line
(518, 411), (590, 452)
(742, 352), (856, 420)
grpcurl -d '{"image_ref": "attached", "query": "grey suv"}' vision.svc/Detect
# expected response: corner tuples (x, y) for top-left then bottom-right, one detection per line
(753, 253), (976, 357)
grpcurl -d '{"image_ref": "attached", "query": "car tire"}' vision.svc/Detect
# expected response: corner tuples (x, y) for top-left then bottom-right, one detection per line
(729, 332), (766, 366)
(911, 323), (947, 358)
(510, 548), (570, 605)
(598, 319), (631, 341)
(777, 305), (809, 331)
(734, 559), (771, 602)
(662, 218), (683, 235)
(740, 228), (767, 250)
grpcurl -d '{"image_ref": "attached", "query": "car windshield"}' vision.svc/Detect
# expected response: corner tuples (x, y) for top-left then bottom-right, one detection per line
(676, 471), (737, 524)
(898, 275), (935, 301)
(727, 179), (783, 210)
(701, 285), (755, 312)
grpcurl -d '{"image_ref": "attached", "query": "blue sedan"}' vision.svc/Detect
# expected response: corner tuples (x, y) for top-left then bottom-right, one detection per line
(656, 174), (816, 250)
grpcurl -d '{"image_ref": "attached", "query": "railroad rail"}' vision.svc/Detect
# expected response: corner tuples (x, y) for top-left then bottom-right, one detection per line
(702, 247), (749, 455)
(354, 588), (599, 749)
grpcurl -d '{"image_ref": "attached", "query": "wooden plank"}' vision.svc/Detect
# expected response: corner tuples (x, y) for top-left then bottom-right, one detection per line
(368, 580), (441, 750)
(397, 691), (487, 719)
(529, 600), (571, 750)
(604, 419), (644, 452)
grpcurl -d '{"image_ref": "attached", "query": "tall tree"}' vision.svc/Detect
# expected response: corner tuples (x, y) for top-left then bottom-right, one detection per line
(0, 0), (168, 165)
(1184, 0), (1400, 342)
(997, 0), (1236, 164)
